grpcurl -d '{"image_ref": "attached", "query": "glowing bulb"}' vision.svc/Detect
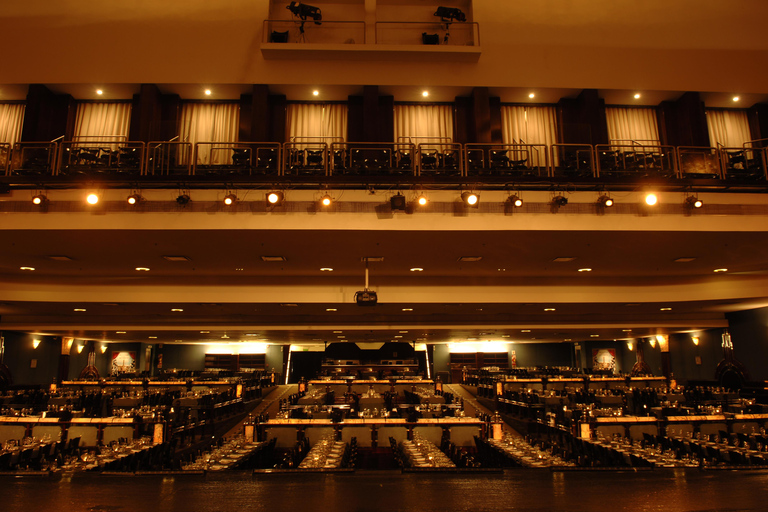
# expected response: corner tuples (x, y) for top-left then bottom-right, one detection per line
(634, 93), (641, 99)
(417, 195), (428, 206)
(312, 90), (319, 96)
(86, 193), (99, 205)
(692, 336), (699, 346)
(422, 91), (429, 97)
(32, 339), (41, 349)
(645, 193), (657, 206)
(205, 89), (212, 96)
(96, 89), (103, 95)
(320, 195), (332, 206)
(732, 96), (740, 102)
(627, 341), (634, 351)
(528, 93), (535, 99)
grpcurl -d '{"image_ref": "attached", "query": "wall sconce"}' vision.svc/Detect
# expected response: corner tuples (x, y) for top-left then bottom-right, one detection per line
(627, 341), (634, 351)
(32, 339), (41, 349)
(692, 336), (700, 346)
(77, 344), (84, 353)
(101, 345), (108, 354)
(648, 337), (656, 348)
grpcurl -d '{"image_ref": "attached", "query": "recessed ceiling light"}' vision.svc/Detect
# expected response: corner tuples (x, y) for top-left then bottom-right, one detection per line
(402, 308), (414, 311)
(634, 93), (641, 99)
(337, 335), (345, 338)
(590, 334), (600, 337)
(20, 266), (35, 271)
(171, 308), (183, 312)
(135, 267), (150, 271)
(86, 193), (99, 205)
(116, 331), (126, 334)
(333, 330), (343, 334)
(674, 257), (696, 263)
(564, 339), (572, 342)
(645, 193), (658, 206)
(280, 303), (298, 307)
(220, 334), (229, 339)
(96, 89), (103, 95)
(544, 308), (556, 311)
(521, 329), (531, 333)
(410, 267), (424, 272)
(713, 268), (728, 273)
(312, 90), (319, 96)
(458, 256), (482, 262)
(501, 335), (510, 338)
(399, 331), (408, 333)
(320, 267), (333, 272)
(422, 91), (429, 97)
(578, 268), (592, 272)
(200, 330), (210, 333)
(732, 96), (740, 102)
(622, 329), (632, 332)
(528, 93), (535, 99)
(235, 268), (244, 271)
(246, 333), (259, 337)
(497, 268), (506, 272)
(553, 257), (575, 262)
(261, 256), (286, 262)
(205, 89), (212, 96)
(660, 307), (672, 311)
(394, 335), (403, 338)
(74, 308), (86, 312)
(163, 256), (190, 262)
(149, 336), (158, 339)
(326, 308), (337, 312)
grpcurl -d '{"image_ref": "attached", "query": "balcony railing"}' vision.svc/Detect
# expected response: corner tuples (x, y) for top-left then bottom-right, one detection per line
(465, 143), (548, 178)
(263, 20), (366, 44)
(376, 21), (480, 46)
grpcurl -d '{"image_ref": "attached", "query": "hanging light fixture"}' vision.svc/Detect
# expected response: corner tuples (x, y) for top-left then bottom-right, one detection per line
(508, 195), (523, 208)
(461, 191), (479, 207)
(267, 191), (284, 206)
(223, 193), (238, 206)
(320, 194), (333, 207)
(597, 195), (614, 207)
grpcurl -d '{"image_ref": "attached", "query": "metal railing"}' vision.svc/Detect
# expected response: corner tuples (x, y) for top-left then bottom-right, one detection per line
(329, 142), (416, 176)
(677, 147), (722, 179)
(282, 142), (328, 176)
(192, 142), (281, 177)
(9, 141), (59, 177)
(263, 19), (366, 44)
(146, 141), (193, 176)
(58, 138), (145, 177)
(375, 21), (480, 46)
(718, 146), (767, 181)
(464, 143), (548, 178)
(0, 142), (10, 176)
(595, 143), (677, 179)
(550, 144), (595, 179)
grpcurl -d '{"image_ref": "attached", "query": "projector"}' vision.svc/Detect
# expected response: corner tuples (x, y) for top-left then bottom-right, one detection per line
(355, 290), (378, 306)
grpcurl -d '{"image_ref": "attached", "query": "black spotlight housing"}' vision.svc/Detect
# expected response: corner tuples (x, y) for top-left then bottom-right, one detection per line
(32, 193), (48, 206)
(684, 196), (703, 209)
(267, 191), (285, 206)
(176, 194), (190, 206)
(434, 6), (466, 22)
(597, 195), (614, 207)
(127, 193), (144, 205)
(390, 193), (407, 211)
(552, 195), (568, 207)
(461, 191), (479, 208)
(508, 195), (523, 208)
(223, 193), (238, 206)
(287, 1), (322, 23)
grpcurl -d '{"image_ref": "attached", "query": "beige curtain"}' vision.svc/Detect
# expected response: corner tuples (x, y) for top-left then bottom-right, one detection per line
(73, 102), (132, 140)
(0, 103), (25, 145)
(286, 103), (347, 145)
(179, 102), (239, 165)
(394, 104), (453, 149)
(706, 109), (752, 148)
(605, 107), (660, 146)
(501, 105), (557, 166)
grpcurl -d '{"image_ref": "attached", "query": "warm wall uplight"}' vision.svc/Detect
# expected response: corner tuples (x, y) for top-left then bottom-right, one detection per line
(649, 337), (656, 348)
(74, 308), (86, 312)
(32, 339), (41, 349)
(171, 308), (184, 312)
(410, 267), (424, 272)
(101, 345), (108, 353)
(326, 308), (337, 312)
(660, 307), (672, 311)
(645, 193), (658, 206)
(86, 193), (99, 205)
(627, 341), (634, 351)
(77, 344), (84, 353)
(578, 268), (592, 272)
(320, 267), (333, 272)
(544, 308), (556, 312)
(20, 266), (35, 271)
(402, 308), (414, 311)
(692, 336), (700, 346)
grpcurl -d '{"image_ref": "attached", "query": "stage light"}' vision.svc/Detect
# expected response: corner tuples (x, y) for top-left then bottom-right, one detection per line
(320, 194), (333, 207)
(223, 193), (237, 206)
(551, 195), (568, 207)
(32, 194), (47, 206)
(461, 191), (479, 207)
(267, 191), (284, 206)
(645, 193), (658, 206)
(176, 194), (190, 205)
(417, 195), (428, 206)
(127, 193), (143, 205)
(390, 193), (406, 211)
(597, 195), (614, 207)
(508, 195), (523, 208)
(287, 1), (322, 23)
(86, 193), (99, 205)
(684, 196), (703, 209)
(434, 6), (466, 22)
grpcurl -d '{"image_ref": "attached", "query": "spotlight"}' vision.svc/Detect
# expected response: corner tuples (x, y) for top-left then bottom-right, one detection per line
(86, 193), (99, 205)
(176, 194), (190, 205)
(508, 195), (523, 208)
(390, 193), (407, 211)
(434, 6), (466, 22)
(551, 195), (568, 207)
(267, 191), (284, 206)
(461, 191), (479, 207)
(223, 193), (237, 206)
(684, 196), (703, 209)
(287, 1), (322, 23)
(32, 194), (47, 206)
(416, 195), (428, 206)
(320, 194), (333, 207)
(645, 193), (658, 206)
(127, 193), (144, 205)
(597, 195), (614, 207)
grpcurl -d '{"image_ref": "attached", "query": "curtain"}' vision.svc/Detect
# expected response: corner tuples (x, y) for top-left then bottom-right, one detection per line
(178, 102), (239, 165)
(706, 109), (752, 148)
(286, 103), (347, 147)
(73, 102), (132, 140)
(394, 104), (453, 149)
(605, 107), (660, 147)
(0, 103), (25, 145)
(501, 105), (557, 166)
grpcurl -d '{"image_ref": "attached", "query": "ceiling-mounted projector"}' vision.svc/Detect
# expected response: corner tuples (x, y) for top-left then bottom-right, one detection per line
(355, 290), (378, 306)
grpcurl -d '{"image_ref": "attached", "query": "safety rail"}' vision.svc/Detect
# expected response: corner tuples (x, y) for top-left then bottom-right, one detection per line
(192, 141), (280, 177)
(550, 144), (595, 179)
(595, 144), (677, 179)
(58, 139), (145, 177)
(283, 142), (328, 176)
(375, 21), (480, 46)
(718, 146), (767, 181)
(263, 19), (366, 44)
(329, 142), (416, 176)
(418, 142), (463, 176)
(146, 141), (193, 176)
(0, 142), (10, 176)
(464, 143), (548, 178)
(9, 141), (58, 177)
(677, 146), (723, 179)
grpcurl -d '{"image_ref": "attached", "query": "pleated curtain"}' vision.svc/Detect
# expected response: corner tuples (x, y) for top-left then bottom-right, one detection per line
(605, 107), (660, 146)
(178, 102), (239, 165)
(501, 105), (558, 166)
(0, 103), (25, 145)
(706, 109), (752, 148)
(73, 102), (132, 140)
(285, 103), (347, 148)
(394, 104), (453, 149)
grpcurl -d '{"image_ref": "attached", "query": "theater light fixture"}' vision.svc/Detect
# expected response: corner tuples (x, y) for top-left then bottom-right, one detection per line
(551, 195), (568, 211)
(645, 193), (658, 206)
(416, 195), (428, 206)
(597, 195), (614, 207)
(223, 193), (238, 206)
(461, 191), (479, 207)
(32, 193), (47, 206)
(390, 193), (407, 211)
(266, 191), (284, 206)
(86, 193), (99, 205)
(508, 195), (523, 208)
(127, 193), (144, 205)
(176, 194), (190, 205)
(634, 93), (641, 99)
(320, 194), (333, 207)
(684, 195), (703, 209)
